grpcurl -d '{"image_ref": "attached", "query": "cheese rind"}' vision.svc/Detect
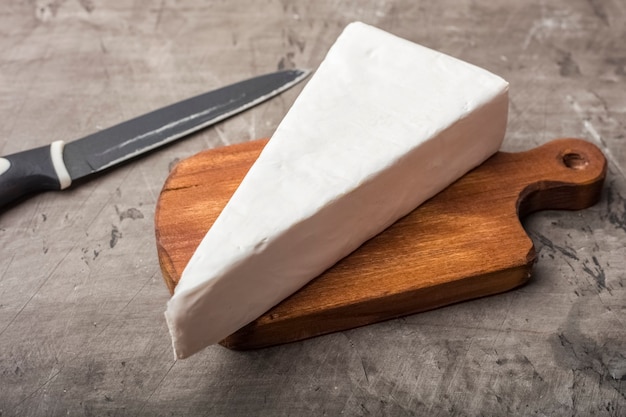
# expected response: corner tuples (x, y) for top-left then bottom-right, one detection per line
(165, 22), (509, 358)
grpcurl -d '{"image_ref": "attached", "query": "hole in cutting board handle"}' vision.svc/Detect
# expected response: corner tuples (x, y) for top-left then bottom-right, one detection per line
(561, 152), (588, 170)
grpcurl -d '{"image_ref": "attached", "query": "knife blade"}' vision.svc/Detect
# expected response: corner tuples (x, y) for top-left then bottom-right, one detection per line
(0, 69), (310, 209)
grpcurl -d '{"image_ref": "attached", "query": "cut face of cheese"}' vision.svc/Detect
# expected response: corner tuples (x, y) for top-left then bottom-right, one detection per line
(165, 21), (509, 359)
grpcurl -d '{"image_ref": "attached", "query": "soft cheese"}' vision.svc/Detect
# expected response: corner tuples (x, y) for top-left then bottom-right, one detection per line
(165, 22), (509, 358)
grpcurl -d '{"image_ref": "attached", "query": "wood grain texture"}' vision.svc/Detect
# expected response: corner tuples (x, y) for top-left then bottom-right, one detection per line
(155, 138), (606, 349)
(1, 1), (625, 416)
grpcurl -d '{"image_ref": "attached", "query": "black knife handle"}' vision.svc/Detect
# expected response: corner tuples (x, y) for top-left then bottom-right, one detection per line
(0, 141), (71, 208)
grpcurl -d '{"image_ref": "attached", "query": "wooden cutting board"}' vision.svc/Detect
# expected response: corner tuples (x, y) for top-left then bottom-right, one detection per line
(155, 138), (606, 349)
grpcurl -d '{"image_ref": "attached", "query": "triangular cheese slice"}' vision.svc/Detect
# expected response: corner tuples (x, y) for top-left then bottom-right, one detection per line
(165, 22), (509, 358)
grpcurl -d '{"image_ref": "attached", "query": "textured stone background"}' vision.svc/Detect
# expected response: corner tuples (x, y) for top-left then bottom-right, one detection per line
(0, 1), (624, 416)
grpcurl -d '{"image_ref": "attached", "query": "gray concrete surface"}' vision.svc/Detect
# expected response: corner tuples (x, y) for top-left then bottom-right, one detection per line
(0, 1), (624, 416)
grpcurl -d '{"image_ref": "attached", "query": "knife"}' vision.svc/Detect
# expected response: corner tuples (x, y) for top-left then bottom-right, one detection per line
(0, 69), (310, 209)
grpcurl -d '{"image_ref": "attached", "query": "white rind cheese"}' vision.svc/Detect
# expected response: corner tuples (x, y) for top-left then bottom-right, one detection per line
(165, 22), (509, 359)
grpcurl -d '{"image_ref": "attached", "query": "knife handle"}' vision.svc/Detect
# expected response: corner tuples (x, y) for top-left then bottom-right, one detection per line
(0, 141), (72, 208)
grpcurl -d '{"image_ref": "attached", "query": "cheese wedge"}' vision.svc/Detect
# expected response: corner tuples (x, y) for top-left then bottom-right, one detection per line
(165, 22), (509, 359)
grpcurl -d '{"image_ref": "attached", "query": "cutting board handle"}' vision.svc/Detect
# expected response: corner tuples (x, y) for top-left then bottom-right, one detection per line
(155, 138), (606, 349)
(514, 138), (606, 216)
